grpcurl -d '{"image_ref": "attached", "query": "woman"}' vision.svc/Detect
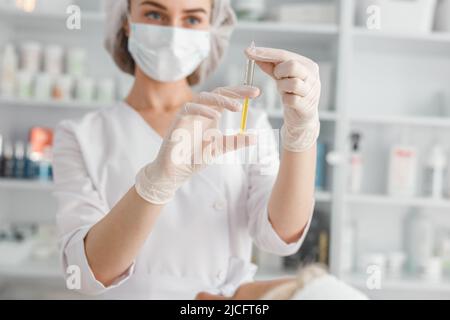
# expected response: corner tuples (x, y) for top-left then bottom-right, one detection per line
(53, 0), (321, 299)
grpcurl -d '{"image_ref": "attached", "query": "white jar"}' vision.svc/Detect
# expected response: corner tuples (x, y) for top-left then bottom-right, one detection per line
(0, 43), (18, 97)
(21, 41), (43, 73)
(75, 77), (95, 102)
(66, 48), (87, 77)
(16, 71), (33, 99)
(52, 75), (73, 101)
(44, 45), (64, 75)
(33, 72), (53, 101)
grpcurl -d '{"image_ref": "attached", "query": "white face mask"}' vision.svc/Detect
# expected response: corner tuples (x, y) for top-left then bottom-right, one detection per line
(128, 23), (211, 83)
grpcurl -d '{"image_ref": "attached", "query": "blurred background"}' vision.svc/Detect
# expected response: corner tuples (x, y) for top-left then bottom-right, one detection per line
(0, 0), (450, 300)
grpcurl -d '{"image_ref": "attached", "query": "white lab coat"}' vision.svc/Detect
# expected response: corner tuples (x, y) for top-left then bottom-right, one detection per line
(52, 102), (313, 300)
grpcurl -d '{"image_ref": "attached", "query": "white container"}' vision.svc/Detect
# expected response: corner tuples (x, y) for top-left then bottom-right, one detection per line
(341, 222), (356, 273)
(275, 3), (337, 24)
(349, 133), (363, 194)
(16, 71), (33, 99)
(33, 73), (53, 101)
(21, 41), (43, 73)
(318, 62), (333, 111)
(435, 0), (450, 32)
(405, 210), (434, 274)
(0, 43), (18, 97)
(233, 0), (266, 21)
(424, 145), (446, 199)
(387, 145), (418, 197)
(423, 257), (443, 282)
(67, 47), (87, 77)
(44, 44), (64, 75)
(52, 75), (73, 101)
(75, 77), (95, 102)
(356, 0), (438, 33)
(96, 78), (116, 103)
(387, 252), (406, 277)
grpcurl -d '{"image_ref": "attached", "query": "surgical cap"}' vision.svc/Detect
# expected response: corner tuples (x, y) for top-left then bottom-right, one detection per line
(103, 0), (237, 86)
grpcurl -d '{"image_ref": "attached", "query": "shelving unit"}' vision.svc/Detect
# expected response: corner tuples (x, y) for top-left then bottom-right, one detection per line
(346, 194), (450, 210)
(344, 274), (450, 299)
(1, 0), (450, 299)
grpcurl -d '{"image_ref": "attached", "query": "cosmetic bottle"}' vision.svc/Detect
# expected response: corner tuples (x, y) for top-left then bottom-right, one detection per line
(424, 145), (446, 199)
(1, 141), (14, 178)
(24, 143), (36, 179)
(349, 132), (363, 193)
(404, 209), (434, 275)
(315, 143), (327, 190)
(13, 141), (26, 179)
(0, 134), (3, 177)
(387, 145), (418, 197)
(0, 43), (18, 97)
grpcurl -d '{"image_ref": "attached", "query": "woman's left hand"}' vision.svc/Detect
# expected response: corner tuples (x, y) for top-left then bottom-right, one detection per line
(245, 46), (321, 153)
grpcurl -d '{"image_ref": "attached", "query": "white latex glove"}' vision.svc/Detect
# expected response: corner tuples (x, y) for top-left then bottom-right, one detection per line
(135, 85), (260, 205)
(245, 46), (321, 153)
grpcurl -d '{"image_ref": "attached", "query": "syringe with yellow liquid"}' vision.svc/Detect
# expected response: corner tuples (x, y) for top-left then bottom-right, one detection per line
(240, 42), (256, 134)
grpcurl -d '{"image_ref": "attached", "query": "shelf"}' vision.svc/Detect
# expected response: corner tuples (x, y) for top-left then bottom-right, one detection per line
(268, 109), (338, 122)
(237, 21), (338, 35)
(346, 194), (450, 209)
(0, 97), (113, 111)
(352, 28), (450, 54)
(0, 179), (333, 204)
(0, 258), (61, 279)
(350, 114), (450, 128)
(0, 9), (104, 28)
(0, 179), (53, 191)
(345, 273), (450, 295)
(353, 28), (450, 44)
(233, 21), (338, 46)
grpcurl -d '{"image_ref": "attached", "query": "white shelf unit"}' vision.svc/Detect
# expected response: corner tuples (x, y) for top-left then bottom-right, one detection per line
(333, 0), (450, 300)
(1, 0), (449, 299)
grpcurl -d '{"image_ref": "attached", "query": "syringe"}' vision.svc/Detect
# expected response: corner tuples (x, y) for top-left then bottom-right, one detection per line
(240, 41), (256, 134)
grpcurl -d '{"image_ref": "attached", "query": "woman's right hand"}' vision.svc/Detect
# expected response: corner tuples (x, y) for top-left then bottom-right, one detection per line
(135, 85), (260, 205)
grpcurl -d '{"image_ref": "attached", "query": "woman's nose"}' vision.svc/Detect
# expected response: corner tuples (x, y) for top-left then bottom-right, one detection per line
(166, 18), (183, 28)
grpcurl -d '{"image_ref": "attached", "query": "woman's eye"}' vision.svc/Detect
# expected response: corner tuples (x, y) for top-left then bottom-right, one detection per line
(186, 16), (201, 25)
(146, 11), (162, 21)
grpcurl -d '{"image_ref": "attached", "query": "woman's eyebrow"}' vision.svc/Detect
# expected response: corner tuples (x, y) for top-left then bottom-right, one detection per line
(183, 8), (208, 15)
(140, 1), (168, 11)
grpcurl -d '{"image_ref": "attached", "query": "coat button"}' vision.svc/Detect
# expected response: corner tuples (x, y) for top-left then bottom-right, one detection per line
(216, 270), (225, 281)
(213, 200), (226, 211)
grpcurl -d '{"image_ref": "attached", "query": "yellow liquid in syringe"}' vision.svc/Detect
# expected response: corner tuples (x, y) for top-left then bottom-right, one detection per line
(240, 41), (256, 134)
(240, 98), (250, 134)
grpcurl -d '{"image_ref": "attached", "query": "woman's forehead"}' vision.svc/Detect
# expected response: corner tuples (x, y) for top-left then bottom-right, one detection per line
(133, 0), (212, 12)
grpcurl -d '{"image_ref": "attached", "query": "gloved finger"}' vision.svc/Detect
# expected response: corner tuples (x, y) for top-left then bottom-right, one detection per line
(273, 60), (309, 80)
(245, 46), (317, 71)
(196, 92), (242, 113)
(277, 78), (311, 97)
(182, 102), (222, 120)
(213, 85), (260, 100)
(282, 90), (320, 119)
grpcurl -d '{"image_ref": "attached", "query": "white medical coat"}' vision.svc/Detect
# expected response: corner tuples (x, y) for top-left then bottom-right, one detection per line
(52, 102), (313, 299)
